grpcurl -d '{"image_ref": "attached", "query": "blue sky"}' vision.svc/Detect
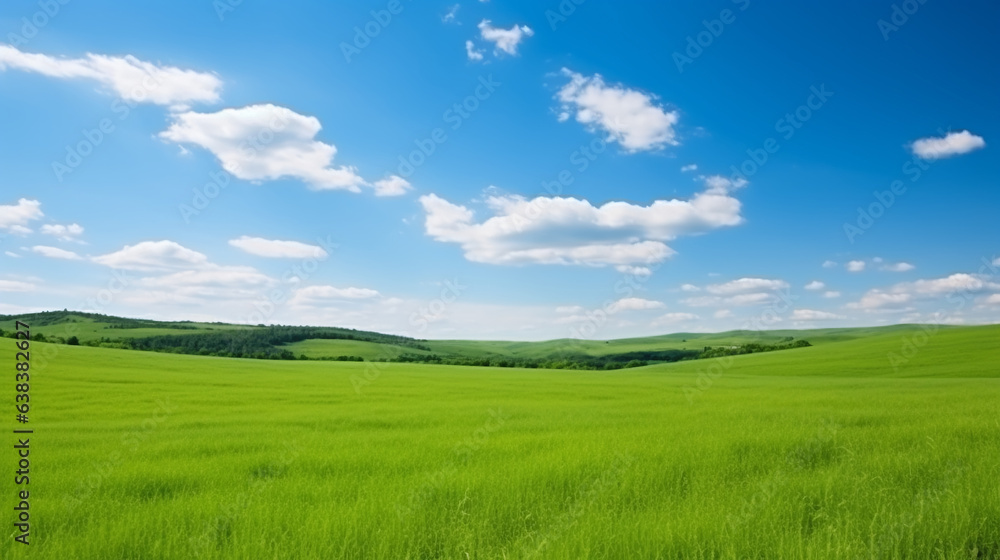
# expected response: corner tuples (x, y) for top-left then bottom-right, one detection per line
(1, 0), (997, 339)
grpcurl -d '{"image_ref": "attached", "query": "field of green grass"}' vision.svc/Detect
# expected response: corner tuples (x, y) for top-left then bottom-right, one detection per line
(3, 323), (999, 559)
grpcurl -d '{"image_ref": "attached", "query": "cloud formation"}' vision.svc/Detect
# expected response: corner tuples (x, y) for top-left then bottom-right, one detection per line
(557, 69), (679, 152)
(419, 179), (744, 268)
(0, 45), (221, 108)
(911, 130), (985, 159)
(160, 104), (366, 191)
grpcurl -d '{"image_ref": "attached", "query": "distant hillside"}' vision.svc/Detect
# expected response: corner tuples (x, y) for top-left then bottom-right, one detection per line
(2, 309), (814, 370)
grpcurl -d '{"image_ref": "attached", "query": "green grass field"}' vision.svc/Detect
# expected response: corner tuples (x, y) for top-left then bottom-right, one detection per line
(3, 322), (999, 559)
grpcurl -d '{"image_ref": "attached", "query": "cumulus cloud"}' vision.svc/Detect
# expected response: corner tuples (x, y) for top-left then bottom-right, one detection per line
(556, 69), (679, 152)
(0, 198), (43, 234)
(615, 265), (652, 276)
(92, 240), (209, 271)
(31, 245), (82, 260)
(651, 312), (699, 326)
(228, 236), (329, 259)
(418, 181), (744, 268)
(846, 260), (866, 272)
(608, 297), (665, 312)
(848, 273), (997, 311)
(289, 285), (381, 307)
(465, 40), (484, 61)
(791, 309), (844, 321)
(40, 223), (84, 241)
(0, 45), (221, 108)
(705, 278), (789, 295)
(681, 164), (698, 172)
(881, 262), (915, 272)
(160, 104), (366, 191)
(805, 280), (825, 291)
(823, 291), (841, 299)
(372, 175), (412, 197)
(442, 4), (460, 23)
(477, 20), (533, 55)
(911, 130), (985, 159)
(822, 260), (837, 268)
(681, 277), (790, 308)
(0, 280), (34, 292)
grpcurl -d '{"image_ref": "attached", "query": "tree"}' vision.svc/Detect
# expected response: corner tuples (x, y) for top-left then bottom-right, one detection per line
(67, 336), (80, 346)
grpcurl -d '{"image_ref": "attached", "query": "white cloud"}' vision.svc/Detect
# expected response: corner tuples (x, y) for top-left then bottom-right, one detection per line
(805, 280), (825, 291)
(0, 45), (221, 108)
(705, 278), (789, 296)
(615, 265), (652, 276)
(791, 309), (844, 321)
(93, 240), (208, 271)
(849, 273), (996, 311)
(0, 280), (34, 292)
(681, 164), (698, 172)
(702, 175), (748, 194)
(137, 267), (274, 294)
(465, 40), (484, 61)
(681, 278), (789, 308)
(651, 312), (699, 326)
(4, 252), (20, 258)
(372, 175), (412, 197)
(289, 285), (381, 306)
(680, 283), (701, 292)
(714, 309), (732, 319)
(228, 236), (328, 259)
(555, 305), (584, 314)
(160, 104), (366, 191)
(0, 198), (43, 233)
(846, 260), (866, 272)
(822, 260), (837, 268)
(442, 4), (460, 23)
(557, 69), (679, 152)
(985, 294), (1000, 305)
(419, 182), (743, 268)
(911, 130), (985, 159)
(31, 245), (82, 260)
(40, 223), (84, 241)
(994, 258), (1000, 267)
(822, 291), (841, 299)
(881, 262), (915, 272)
(608, 297), (665, 312)
(477, 20), (533, 55)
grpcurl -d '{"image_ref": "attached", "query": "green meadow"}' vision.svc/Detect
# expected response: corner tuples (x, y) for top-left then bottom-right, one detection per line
(2, 321), (1000, 559)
